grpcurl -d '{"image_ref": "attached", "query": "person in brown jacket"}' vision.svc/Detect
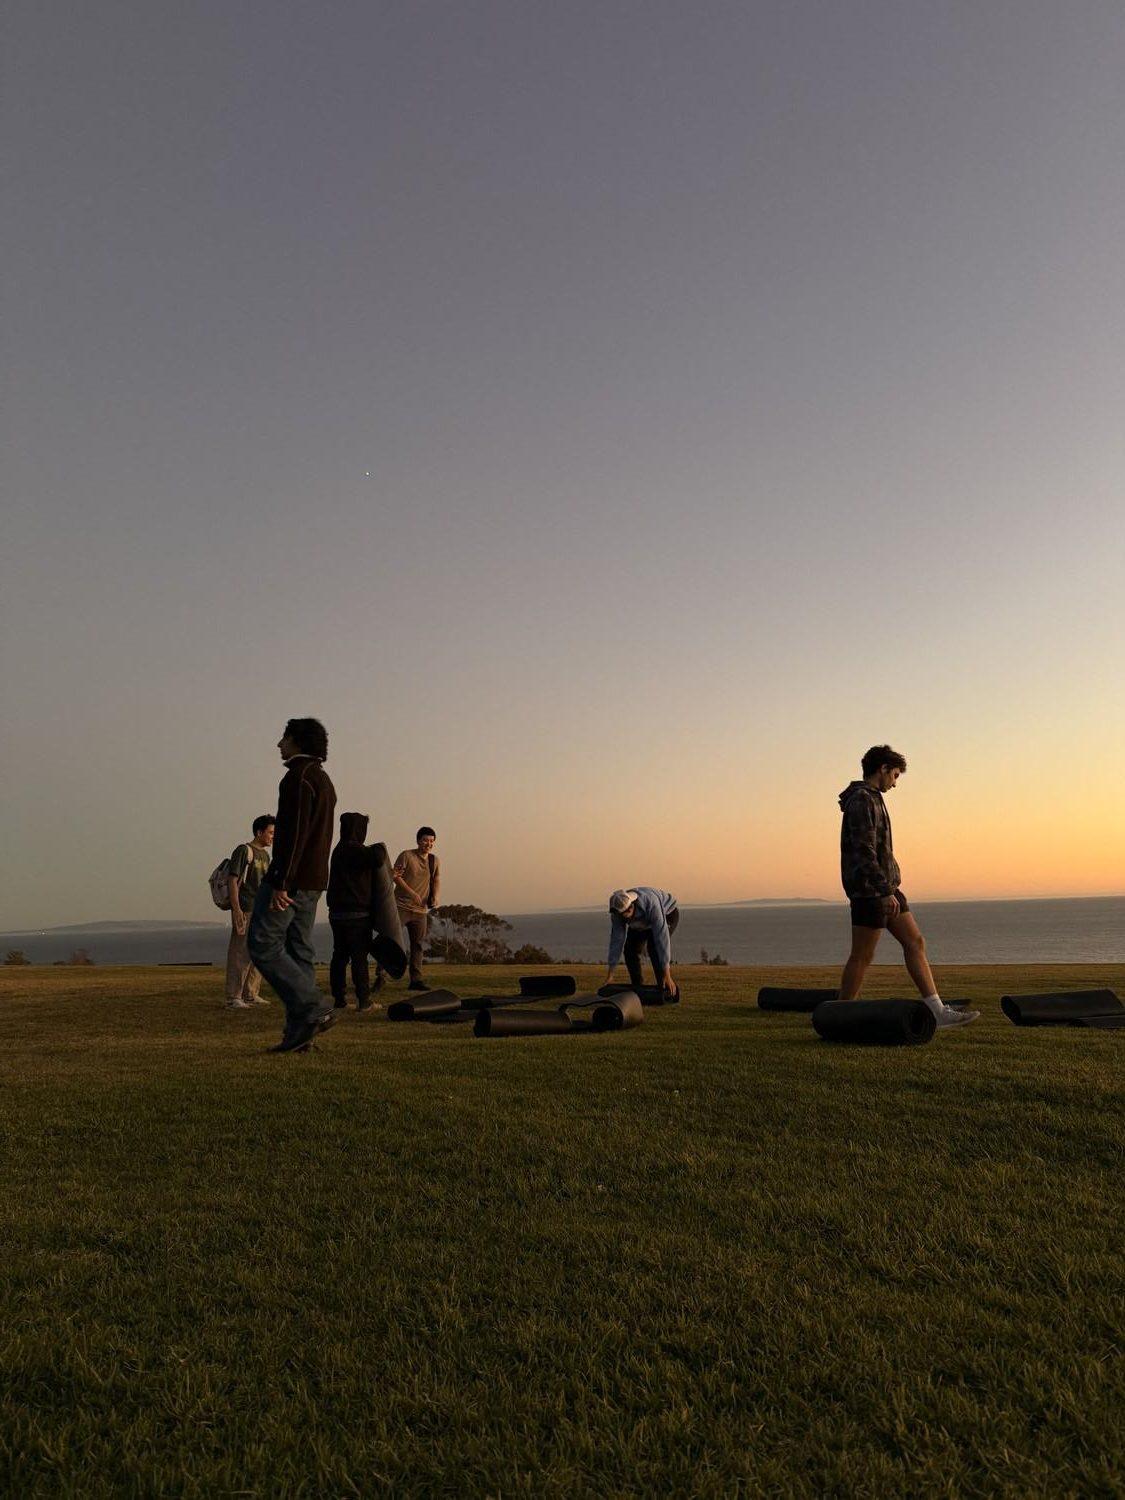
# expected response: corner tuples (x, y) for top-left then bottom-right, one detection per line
(248, 717), (338, 1052)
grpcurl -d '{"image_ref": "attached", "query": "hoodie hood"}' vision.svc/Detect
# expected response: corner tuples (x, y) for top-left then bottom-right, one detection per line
(338, 811), (369, 844)
(838, 781), (874, 811)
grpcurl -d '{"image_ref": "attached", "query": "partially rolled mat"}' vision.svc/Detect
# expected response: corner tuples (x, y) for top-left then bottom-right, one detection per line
(475, 991), (645, 1037)
(368, 843), (407, 980)
(386, 990), (463, 1022)
(758, 987), (838, 1013)
(518, 975), (577, 997)
(812, 998), (936, 1046)
(598, 982), (680, 1006)
(1000, 990), (1125, 1028)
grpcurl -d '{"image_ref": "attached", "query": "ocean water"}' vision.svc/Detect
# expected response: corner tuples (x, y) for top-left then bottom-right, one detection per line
(2, 897), (1121, 967)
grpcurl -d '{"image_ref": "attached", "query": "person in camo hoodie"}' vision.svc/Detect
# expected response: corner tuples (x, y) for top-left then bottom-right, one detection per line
(837, 745), (978, 1029)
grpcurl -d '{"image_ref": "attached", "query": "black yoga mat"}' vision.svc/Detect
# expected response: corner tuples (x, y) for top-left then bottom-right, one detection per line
(568, 991), (645, 1030)
(368, 843), (407, 980)
(386, 990), (462, 1022)
(518, 974), (577, 997)
(475, 991), (645, 1037)
(812, 999), (936, 1046)
(598, 982), (680, 1006)
(757, 987), (838, 1013)
(1000, 990), (1125, 1028)
(474, 1008), (574, 1036)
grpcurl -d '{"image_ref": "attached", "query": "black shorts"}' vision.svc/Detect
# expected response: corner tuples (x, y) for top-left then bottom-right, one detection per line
(849, 888), (909, 929)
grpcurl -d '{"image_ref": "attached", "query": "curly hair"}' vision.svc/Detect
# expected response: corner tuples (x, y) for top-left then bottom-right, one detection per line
(284, 717), (329, 760)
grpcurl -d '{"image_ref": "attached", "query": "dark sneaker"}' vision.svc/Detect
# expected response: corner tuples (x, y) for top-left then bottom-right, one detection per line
(333, 998), (347, 1009)
(408, 980), (430, 992)
(269, 1010), (336, 1054)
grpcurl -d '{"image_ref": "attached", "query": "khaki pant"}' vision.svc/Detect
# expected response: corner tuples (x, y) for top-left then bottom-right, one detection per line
(226, 915), (263, 1002)
(398, 909), (428, 983)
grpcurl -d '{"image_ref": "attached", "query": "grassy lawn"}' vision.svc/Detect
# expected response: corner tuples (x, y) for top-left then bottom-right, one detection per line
(1, 962), (1123, 1498)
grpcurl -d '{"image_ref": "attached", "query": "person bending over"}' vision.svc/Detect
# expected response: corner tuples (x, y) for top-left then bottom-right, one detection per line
(605, 887), (679, 1000)
(248, 718), (337, 1052)
(838, 746), (977, 1029)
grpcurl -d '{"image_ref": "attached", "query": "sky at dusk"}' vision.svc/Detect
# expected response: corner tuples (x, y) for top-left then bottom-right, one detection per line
(2, 1), (1123, 929)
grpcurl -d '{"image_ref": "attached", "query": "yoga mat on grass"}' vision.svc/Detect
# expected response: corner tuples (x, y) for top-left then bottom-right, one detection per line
(474, 1008), (574, 1036)
(386, 990), (463, 1022)
(518, 975), (577, 997)
(474, 991), (644, 1037)
(758, 987), (838, 1013)
(598, 982), (680, 1006)
(368, 843), (407, 980)
(812, 999), (936, 1046)
(1000, 990), (1125, 1028)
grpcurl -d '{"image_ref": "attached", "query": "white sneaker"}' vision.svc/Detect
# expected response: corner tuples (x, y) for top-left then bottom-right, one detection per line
(936, 1006), (979, 1028)
(225, 998), (252, 1010)
(250, 997), (270, 1006)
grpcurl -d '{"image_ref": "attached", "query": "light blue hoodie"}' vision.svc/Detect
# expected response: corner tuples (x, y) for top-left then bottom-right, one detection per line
(607, 887), (678, 973)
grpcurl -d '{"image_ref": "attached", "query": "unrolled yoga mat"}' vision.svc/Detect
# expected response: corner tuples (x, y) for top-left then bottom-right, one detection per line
(1000, 990), (1125, 1028)
(518, 975), (577, 997)
(812, 999), (936, 1046)
(386, 990), (463, 1022)
(369, 843), (407, 980)
(475, 991), (645, 1037)
(757, 987), (838, 1013)
(598, 982), (680, 1006)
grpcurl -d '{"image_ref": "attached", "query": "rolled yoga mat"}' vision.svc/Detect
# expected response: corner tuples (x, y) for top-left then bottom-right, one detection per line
(569, 991), (645, 1031)
(598, 982), (680, 1006)
(474, 991), (645, 1037)
(757, 987), (838, 1013)
(1000, 990), (1125, 1028)
(518, 974), (577, 998)
(386, 990), (463, 1022)
(812, 998), (937, 1046)
(368, 843), (408, 980)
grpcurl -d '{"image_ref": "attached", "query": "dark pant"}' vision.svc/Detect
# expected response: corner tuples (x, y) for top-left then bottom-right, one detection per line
(329, 916), (372, 1005)
(400, 911), (428, 983)
(247, 886), (326, 1033)
(624, 907), (680, 988)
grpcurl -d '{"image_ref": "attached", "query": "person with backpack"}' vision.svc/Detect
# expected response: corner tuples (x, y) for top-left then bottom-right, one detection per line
(224, 815), (275, 1009)
(248, 718), (338, 1053)
(378, 826), (441, 992)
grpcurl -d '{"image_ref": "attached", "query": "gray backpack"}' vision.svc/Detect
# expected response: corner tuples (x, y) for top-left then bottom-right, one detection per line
(208, 844), (252, 911)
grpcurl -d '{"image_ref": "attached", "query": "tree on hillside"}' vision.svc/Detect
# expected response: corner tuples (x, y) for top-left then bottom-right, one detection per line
(428, 905), (515, 964)
(4, 950), (30, 966)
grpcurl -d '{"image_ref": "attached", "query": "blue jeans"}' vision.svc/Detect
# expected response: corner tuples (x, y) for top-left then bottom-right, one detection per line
(247, 886), (327, 1031)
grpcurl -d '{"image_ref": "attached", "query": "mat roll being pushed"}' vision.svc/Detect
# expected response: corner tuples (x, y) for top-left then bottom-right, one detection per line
(598, 982), (680, 1006)
(474, 991), (644, 1037)
(386, 990), (463, 1022)
(518, 975), (577, 998)
(757, 987), (838, 1013)
(812, 998), (936, 1046)
(1000, 990), (1125, 1028)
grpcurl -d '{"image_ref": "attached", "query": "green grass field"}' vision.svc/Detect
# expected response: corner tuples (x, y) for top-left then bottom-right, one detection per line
(2, 963), (1123, 1498)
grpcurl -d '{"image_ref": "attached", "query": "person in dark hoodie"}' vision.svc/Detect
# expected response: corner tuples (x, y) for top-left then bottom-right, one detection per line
(248, 717), (338, 1053)
(327, 812), (381, 1012)
(838, 746), (978, 1029)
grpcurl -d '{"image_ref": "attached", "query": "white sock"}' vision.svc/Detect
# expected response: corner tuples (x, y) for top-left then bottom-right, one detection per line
(921, 994), (944, 1017)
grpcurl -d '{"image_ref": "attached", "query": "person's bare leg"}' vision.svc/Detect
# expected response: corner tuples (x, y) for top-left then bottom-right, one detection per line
(839, 926), (881, 1002)
(887, 911), (937, 999)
